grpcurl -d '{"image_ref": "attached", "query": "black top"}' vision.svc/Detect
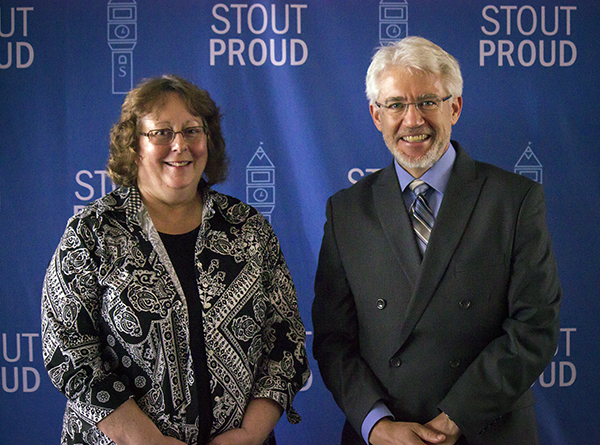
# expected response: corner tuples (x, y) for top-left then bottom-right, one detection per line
(160, 226), (212, 444)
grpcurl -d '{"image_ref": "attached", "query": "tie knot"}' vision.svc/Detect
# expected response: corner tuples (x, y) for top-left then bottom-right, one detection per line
(409, 179), (430, 197)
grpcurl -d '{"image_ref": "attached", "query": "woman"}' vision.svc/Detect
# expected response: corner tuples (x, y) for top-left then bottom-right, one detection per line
(41, 75), (310, 445)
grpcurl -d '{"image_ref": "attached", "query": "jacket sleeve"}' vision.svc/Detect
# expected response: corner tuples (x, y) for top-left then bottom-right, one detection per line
(41, 215), (133, 424)
(312, 196), (390, 434)
(252, 216), (310, 424)
(438, 182), (562, 441)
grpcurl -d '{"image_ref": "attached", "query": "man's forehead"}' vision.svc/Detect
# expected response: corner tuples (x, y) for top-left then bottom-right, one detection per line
(378, 68), (445, 98)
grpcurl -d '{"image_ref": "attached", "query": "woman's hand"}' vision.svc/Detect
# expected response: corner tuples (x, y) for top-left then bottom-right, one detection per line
(208, 398), (283, 445)
(207, 427), (258, 445)
(97, 398), (186, 445)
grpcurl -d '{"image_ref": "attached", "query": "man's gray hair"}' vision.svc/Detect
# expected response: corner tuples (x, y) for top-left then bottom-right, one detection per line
(365, 36), (463, 104)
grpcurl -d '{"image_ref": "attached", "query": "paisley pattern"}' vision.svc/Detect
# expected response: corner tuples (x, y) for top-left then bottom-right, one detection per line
(42, 185), (310, 444)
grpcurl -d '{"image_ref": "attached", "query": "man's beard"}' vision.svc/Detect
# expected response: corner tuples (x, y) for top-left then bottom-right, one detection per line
(386, 136), (448, 173)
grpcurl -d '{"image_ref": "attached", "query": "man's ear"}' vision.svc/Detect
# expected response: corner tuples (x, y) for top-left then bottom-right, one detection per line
(451, 96), (463, 125)
(369, 103), (383, 132)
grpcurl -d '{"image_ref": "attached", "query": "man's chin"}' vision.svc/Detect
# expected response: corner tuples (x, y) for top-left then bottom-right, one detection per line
(390, 142), (447, 172)
(393, 151), (436, 171)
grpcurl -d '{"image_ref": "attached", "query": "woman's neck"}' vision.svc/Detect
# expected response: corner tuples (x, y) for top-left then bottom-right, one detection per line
(142, 190), (203, 235)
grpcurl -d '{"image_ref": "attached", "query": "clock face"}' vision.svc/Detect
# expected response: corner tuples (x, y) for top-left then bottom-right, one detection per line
(115, 25), (131, 39)
(253, 188), (269, 202)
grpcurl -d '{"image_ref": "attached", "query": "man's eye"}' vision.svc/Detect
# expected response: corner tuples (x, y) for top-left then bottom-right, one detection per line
(388, 103), (405, 110)
(419, 101), (437, 108)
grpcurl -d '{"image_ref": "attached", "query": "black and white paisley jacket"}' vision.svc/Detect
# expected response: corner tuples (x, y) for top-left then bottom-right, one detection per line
(42, 185), (310, 444)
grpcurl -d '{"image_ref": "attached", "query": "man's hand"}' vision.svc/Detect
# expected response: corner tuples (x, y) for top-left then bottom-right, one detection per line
(423, 413), (462, 445)
(369, 418), (447, 445)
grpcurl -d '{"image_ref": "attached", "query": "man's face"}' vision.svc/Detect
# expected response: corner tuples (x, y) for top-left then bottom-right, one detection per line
(370, 66), (462, 178)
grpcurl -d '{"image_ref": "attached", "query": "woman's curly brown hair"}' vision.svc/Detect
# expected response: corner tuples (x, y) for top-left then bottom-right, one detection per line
(107, 74), (229, 187)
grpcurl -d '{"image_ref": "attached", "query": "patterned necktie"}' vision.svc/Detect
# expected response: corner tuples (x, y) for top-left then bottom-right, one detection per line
(408, 179), (435, 248)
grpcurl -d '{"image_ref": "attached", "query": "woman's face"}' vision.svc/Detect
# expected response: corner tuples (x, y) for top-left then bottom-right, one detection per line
(137, 93), (208, 206)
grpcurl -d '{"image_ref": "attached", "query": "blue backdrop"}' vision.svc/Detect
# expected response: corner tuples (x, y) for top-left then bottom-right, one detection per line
(1, 1), (598, 443)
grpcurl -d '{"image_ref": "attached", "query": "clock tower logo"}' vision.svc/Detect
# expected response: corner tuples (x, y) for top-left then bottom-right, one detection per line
(246, 142), (276, 222)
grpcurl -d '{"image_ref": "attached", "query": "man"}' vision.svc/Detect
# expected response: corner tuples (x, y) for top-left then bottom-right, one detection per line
(312, 36), (561, 445)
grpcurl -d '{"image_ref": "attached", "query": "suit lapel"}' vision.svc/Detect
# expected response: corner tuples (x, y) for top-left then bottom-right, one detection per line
(373, 163), (421, 289)
(397, 144), (486, 348)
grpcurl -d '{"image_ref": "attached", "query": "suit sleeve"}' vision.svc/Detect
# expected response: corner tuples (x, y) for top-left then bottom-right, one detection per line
(438, 182), (562, 441)
(312, 196), (389, 434)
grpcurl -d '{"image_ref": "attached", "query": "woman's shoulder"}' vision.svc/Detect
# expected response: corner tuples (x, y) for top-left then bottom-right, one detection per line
(68, 186), (140, 228)
(206, 189), (260, 219)
(204, 188), (273, 233)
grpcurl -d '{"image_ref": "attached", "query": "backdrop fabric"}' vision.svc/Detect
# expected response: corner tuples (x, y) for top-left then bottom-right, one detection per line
(1, 1), (598, 444)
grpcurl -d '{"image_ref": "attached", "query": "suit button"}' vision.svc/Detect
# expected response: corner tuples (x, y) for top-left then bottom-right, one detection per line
(389, 357), (402, 368)
(458, 300), (472, 309)
(449, 359), (461, 369)
(376, 299), (387, 310)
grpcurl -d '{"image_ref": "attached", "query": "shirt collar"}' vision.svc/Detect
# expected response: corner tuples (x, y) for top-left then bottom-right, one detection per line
(395, 142), (456, 195)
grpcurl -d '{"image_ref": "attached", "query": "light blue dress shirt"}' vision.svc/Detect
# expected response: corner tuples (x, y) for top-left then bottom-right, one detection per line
(360, 143), (456, 443)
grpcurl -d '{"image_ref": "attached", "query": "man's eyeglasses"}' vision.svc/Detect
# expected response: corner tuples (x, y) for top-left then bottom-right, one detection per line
(140, 126), (207, 145)
(375, 95), (452, 117)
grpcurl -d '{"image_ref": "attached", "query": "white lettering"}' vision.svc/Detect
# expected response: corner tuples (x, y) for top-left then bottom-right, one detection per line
(2, 333), (39, 363)
(211, 4), (230, 34)
(560, 40), (576, 66)
(559, 361), (576, 386)
(0, 7), (32, 37)
(271, 4), (289, 34)
(230, 4), (249, 33)
(0, 7), (16, 37)
(16, 41), (33, 68)
(479, 39), (577, 67)
(2, 333), (20, 362)
(211, 37), (308, 67)
(17, 7), (32, 36)
(0, 42), (12, 69)
(1, 41), (34, 69)
(556, 327), (576, 357)
(291, 4), (307, 33)
(248, 4), (268, 34)
(498, 40), (515, 66)
(290, 38), (307, 65)
(540, 40), (556, 67)
(1, 367), (41, 393)
(75, 170), (95, 201)
(541, 6), (558, 36)
(499, 5), (518, 35)
(479, 6), (577, 67)
(209, 4), (308, 67)
(516, 5), (536, 36)
(1, 367), (18, 392)
(481, 6), (500, 36)
(22, 367), (40, 392)
(270, 38), (286, 66)
(75, 170), (116, 202)
(249, 38), (267, 65)
(210, 39), (226, 65)
(229, 38), (245, 65)
(348, 168), (381, 184)
(483, 6), (575, 36)
(517, 40), (536, 67)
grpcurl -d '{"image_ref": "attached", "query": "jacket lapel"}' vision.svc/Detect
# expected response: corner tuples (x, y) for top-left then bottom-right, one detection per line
(373, 163), (421, 289)
(397, 144), (486, 348)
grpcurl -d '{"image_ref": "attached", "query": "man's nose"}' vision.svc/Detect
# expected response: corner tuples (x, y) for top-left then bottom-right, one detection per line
(402, 103), (425, 126)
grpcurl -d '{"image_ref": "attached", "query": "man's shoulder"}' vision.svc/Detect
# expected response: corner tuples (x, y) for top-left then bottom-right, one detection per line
(329, 163), (393, 203)
(454, 142), (539, 191)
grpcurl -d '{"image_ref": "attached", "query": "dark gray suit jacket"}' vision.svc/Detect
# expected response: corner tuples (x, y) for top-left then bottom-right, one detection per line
(312, 143), (561, 444)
